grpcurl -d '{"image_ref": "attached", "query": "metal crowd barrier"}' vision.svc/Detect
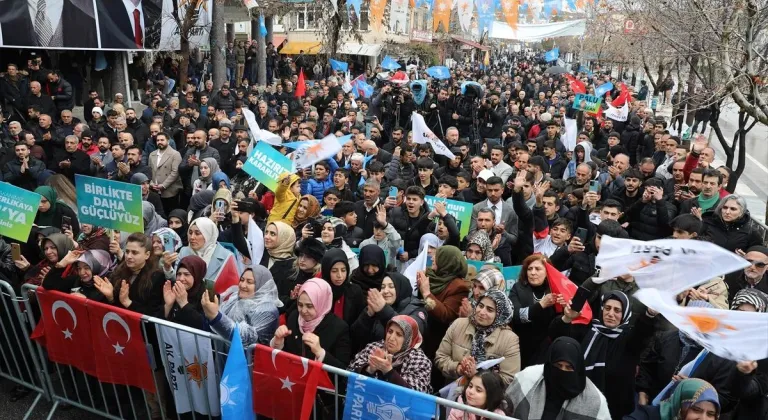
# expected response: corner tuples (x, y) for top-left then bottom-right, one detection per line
(11, 281), (514, 420)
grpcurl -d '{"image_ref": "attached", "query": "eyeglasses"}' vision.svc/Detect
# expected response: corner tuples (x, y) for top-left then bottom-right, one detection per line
(747, 260), (767, 268)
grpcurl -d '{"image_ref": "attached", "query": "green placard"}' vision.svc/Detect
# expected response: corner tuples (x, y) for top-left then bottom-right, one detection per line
(0, 183), (40, 241)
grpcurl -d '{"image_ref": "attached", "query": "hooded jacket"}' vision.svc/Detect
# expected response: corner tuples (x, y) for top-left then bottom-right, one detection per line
(563, 141), (593, 181)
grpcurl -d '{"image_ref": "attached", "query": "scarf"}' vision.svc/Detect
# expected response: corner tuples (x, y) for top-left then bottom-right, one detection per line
(473, 268), (505, 296)
(321, 248), (350, 302)
(34, 186), (59, 227)
(469, 289), (514, 362)
(349, 244), (387, 293)
(76, 249), (113, 278)
(189, 217), (219, 264)
(292, 195), (321, 228)
(659, 378), (720, 420)
(425, 245), (468, 296)
(143, 201), (167, 234)
(168, 209), (189, 245)
(152, 228), (182, 252)
(697, 193), (719, 212)
(199, 157), (220, 183)
(730, 288), (768, 312)
(220, 266), (284, 320)
(582, 291), (632, 389)
(267, 221), (296, 262)
(297, 278), (333, 334)
(465, 230), (495, 262)
(26, 233), (75, 286)
(176, 255), (206, 302)
(76, 226), (107, 250)
(386, 315), (423, 367)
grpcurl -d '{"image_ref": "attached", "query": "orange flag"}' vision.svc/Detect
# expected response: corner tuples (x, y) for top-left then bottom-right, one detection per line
(433, 0), (452, 32)
(369, 0), (388, 31)
(501, 0), (520, 31)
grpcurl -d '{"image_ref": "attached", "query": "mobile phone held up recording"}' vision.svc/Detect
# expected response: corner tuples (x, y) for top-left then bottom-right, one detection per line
(389, 186), (398, 198)
(589, 180), (600, 193)
(570, 286), (591, 313)
(575, 227), (588, 244)
(11, 243), (21, 261)
(162, 234), (175, 254)
(61, 216), (72, 232)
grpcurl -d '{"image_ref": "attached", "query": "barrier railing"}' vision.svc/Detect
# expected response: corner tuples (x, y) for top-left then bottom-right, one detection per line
(15, 281), (514, 420)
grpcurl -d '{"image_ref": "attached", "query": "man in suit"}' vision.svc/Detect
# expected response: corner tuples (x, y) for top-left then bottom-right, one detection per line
(90, 136), (114, 178)
(0, 0), (97, 48)
(96, 0), (161, 49)
(488, 144), (514, 183)
(469, 175), (519, 247)
(148, 132), (182, 212)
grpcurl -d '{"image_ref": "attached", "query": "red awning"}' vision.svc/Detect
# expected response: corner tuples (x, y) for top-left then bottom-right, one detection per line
(451, 35), (490, 51)
(269, 34), (287, 47)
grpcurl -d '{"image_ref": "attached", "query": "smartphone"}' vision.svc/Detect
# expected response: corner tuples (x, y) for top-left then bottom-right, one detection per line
(589, 180), (599, 193)
(206, 286), (216, 303)
(681, 185), (690, 194)
(162, 234), (175, 253)
(389, 186), (398, 198)
(570, 286), (591, 313)
(11, 243), (21, 261)
(215, 200), (225, 212)
(61, 216), (72, 231)
(575, 227), (588, 243)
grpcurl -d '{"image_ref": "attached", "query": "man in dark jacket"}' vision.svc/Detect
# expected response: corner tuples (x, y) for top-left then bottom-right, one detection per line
(620, 115), (643, 165)
(50, 135), (90, 182)
(25, 81), (56, 117)
(478, 94), (506, 142)
(45, 71), (74, 116)
(388, 186), (432, 263)
(114, 145), (152, 183)
(624, 177), (676, 240)
(725, 245), (768, 304)
(210, 85), (236, 115)
(353, 181), (382, 239)
(0, 64), (29, 113)
(2, 142), (46, 191)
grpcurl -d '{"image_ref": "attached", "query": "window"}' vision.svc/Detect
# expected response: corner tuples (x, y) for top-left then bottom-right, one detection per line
(295, 5), (320, 30)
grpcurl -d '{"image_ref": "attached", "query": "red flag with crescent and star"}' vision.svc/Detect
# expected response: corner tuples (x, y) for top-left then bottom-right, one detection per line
(31, 288), (97, 375)
(545, 262), (593, 325)
(87, 300), (156, 392)
(252, 344), (333, 420)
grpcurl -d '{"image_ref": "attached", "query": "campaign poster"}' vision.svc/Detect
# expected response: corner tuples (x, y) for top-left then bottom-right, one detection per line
(242, 141), (293, 192)
(572, 93), (602, 114)
(76, 174), (144, 233)
(0, 183), (40, 241)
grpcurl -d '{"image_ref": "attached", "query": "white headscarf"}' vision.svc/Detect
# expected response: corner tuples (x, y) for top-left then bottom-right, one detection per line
(190, 217), (219, 264)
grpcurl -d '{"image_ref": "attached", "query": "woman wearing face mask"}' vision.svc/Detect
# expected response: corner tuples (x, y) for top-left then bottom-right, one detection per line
(625, 378), (721, 420)
(192, 158), (220, 194)
(270, 278), (350, 368)
(348, 315), (432, 393)
(509, 254), (559, 368)
(349, 245), (388, 294)
(259, 221), (298, 281)
(92, 233), (165, 316)
(320, 248), (365, 329)
(320, 217), (359, 271)
(165, 218), (238, 294)
(436, 289), (521, 385)
(550, 291), (656, 419)
(163, 255), (206, 329)
(351, 272), (427, 347)
(506, 337), (611, 420)
(279, 238), (325, 312)
(168, 209), (189, 246)
(448, 371), (509, 420)
(202, 266), (282, 346)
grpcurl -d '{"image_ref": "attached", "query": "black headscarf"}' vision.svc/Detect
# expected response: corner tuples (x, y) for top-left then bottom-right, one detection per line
(543, 337), (586, 419)
(387, 272), (414, 310)
(168, 209), (189, 245)
(349, 245), (387, 293)
(321, 248), (350, 302)
(582, 291), (632, 391)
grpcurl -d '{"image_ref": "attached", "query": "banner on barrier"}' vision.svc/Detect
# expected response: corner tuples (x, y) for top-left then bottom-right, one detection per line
(0, 183), (40, 242)
(76, 175), (144, 233)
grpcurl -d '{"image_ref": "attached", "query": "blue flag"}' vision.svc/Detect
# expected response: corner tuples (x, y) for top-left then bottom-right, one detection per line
(330, 59), (349, 73)
(595, 82), (614, 97)
(544, 48), (559, 62)
(461, 81), (483, 96)
(410, 80), (428, 105)
(259, 15), (267, 37)
(426, 65), (450, 80)
(475, 0), (497, 34)
(380, 56), (401, 71)
(220, 326), (254, 420)
(352, 79), (374, 98)
(343, 371), (437, 420)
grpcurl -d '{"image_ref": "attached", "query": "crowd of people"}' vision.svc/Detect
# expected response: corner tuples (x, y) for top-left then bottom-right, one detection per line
(0, 48), (767, 420)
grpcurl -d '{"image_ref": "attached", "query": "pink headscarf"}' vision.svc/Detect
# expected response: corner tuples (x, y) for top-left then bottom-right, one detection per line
(297, 278), (333, 333)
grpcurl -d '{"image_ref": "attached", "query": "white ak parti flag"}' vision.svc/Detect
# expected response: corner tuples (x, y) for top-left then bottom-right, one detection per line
(292, 134), (342, 170)
(605, 102), (629, 122)
(157, 326), (221, 416)
(411, 112), (456, 159)
(403, 245), (429, 296)
(242, 108), (282, 149)
(634, 288), (768, 361)
(593, 236), (750, 295)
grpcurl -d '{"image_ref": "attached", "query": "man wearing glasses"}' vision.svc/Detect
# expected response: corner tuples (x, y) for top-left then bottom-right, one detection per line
(726, 245), (768, 304)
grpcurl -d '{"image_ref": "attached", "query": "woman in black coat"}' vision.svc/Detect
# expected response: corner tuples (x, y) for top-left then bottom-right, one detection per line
(701, 194), (763, 253)
(271, 278), (350, 369)
(320, 248), (365, 329)
(550, 291), (656, 419)
(509, 254), (559, 368)
(350, 272), (427, 349)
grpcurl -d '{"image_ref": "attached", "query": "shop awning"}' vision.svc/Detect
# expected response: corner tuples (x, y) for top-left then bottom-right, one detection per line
(450, 35), (490, 51)
(280, 41), (322, 55)
(269, 34), (287, 47)
(337, 43), (383, 57)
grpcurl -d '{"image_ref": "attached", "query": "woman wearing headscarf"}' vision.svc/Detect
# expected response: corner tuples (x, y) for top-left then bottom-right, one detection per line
(163, 255), (206, 329)
(509, 254), (560, 368)
(460, 267), (506, 317)
(349, 244), (388, 294)
(22, 233), (76, 287)
(33, 186), (80, 237)
(143, 201), (167, 235)
(728, 289), (768, 420)
(211, 172), (231, 191)
(41, 248), (112, 301)
(201, 266), (282, 346)
(271, 278), (350, 369)
(435, 289), (521, 385)
(292, 194), (321, 233)
(192, 157), (220, 194)
(167, 218), (237, 293)
(73, 223), (110, 252)
(351, 272), (427, 348)
(168, 209), (189, 246)
(279, 238), (325, 312)
(625, 378), (721, 420)
(259, 221), (298, 282)
(506, 337), (611, 420)
(321, 248), (365, 329)
(416, 245), (470, 362)
(320, 217), (359, 271)
(550, 290), (657, 419)
(151, 228), (182, 260)
(208, 187), (234, 232)
(464, 230), (498, 263)
(348, 315), (432, 393)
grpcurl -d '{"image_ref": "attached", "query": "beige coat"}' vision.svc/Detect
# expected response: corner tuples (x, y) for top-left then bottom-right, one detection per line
(149, 148), (182, 198)
(679, 276), (729, 310)
(435, 317), (521, 385)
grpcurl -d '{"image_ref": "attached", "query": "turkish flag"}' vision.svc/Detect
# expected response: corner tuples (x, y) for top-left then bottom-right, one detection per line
(564, 73), (586, 94)
(212, 255), (240, 295)
(545, 262), (593, 325)
(612, 83), (631, 107)
(252, 344), (333, 420)
(31, 288), (96, 375)
(86, 300), (156, 392)
(295, 69), (306, 98)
